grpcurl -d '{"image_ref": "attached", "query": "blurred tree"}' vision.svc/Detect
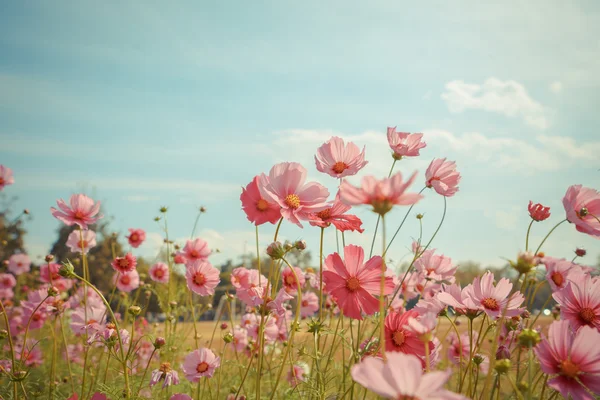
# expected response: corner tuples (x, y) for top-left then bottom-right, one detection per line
(0, 193), (29, 262)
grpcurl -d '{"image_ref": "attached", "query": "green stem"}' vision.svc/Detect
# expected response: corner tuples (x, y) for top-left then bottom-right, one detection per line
(379, 215), (387, 360)
(0, 300), (19, 399)
(525, 219), (534, 252)
(384, 186), (427, 255)
(534, 219), (567, 255)
(136, 348), (156, 396)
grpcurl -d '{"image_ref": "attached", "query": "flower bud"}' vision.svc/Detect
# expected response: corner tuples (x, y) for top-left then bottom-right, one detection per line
(284, 241), (293, 251)
(128, 306), (141, 316)
(154, 217), (160, 222)
(494, 359), (511, 374)
(47, 286), (59, 297)
(416, 213), (424, 220)
(160, 206), (168, 213)
(223, 332), (234, 343)
(0, 329), (8, 339)
(145, 290), (152, 299)
(45, 254), (54, 262)
(295, 240), (307, 251)
(200, 206), (207, 213)
(154, 337), (166, 349)
(58, 261), (75, 278)
(511, 251), (536, 274)
(575, 247), (586, 257)
(266, 242), (285, 260)
(169, 301), (178, 309)
(23, 209), (30, 215)
(518, 329), (541, 348)
(473, 354), (484, 365)
(496, 345), (511, 360)
(220, 322), (228, 330)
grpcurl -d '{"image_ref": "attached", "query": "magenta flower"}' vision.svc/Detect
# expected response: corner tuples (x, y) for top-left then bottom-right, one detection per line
(287, 361), (310, 387)
(8, 253), (31, 275)
(240, 175), (282, 226)
(179, 238), (211, 267)
(351, 352), (466, 400)
(563, 185), (600, 237)
(413, 249), (457, 283)
(425, 158), (460, 197)
(553, 274), (600, 331)
(50, 194), (103, 229)
(111, 253), (137, 274)
(170, 395), (192, 400)
(150, 362), (180, 388)
(339, 172), (423, 216)
(182, 348), (220, 382)
(323, 245), (395, 320)
(300, 291), (320, 317)
(260, 162), (330, 227)
(528, 201), (551, 222)
(126, 228), (146, 248)
(463, 272), (524, 318)
(384, 310), (429, 359)
(386, 127), (427, 159)
(66, 229), (96, 254)
(149, 262), (169, 283)
(113, 270), (140, 293)
(281, 266), (306, 294)
(185, 261), (220, 296)
(0, 274), (16, 289)
(314, 136), (368, 178)
(542, 257), (587, 292)
(308, 191), (364, 232)
(0, 165), (15, 190)
(535, 320), (600, 400)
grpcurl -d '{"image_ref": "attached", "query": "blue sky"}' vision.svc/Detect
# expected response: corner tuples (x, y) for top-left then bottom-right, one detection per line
(1, 1), (599, 269)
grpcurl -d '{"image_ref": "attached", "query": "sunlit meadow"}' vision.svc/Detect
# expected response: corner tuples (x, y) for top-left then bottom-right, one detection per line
(0, 128), (599, 400)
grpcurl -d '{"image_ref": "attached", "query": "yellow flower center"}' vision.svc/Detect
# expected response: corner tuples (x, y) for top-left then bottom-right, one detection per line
(560, 359), (579, 378)
(482, 297), (499, 311)
(393, 330), (405, 346)
(256, 199), (269, 211)
(284, 194), (301, 209)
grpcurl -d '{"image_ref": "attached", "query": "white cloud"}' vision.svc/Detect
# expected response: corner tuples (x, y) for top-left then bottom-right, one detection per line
(549, 81), (563, 94)
(441, 78), (550, 129)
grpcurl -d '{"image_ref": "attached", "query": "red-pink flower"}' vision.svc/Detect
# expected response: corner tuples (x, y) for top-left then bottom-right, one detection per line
(314, 136), (368, 178)
(0, 165), (15, 191)
(185, 262), (220, 296)
(535, 320), (600, 400)
(563, 185), (600, 237)
(114, 270), (140, 292)
(386, 127), (427, 159)
(111, 253), (137, 274)
(351, 352), (466, 400)
(0, 273), (16, 289)
(50, 194), (103, 229)
(182, 348), (220, 382)
(149, 262), (169, 283)
(463, 272), (524, 318)
(300, 292), (320, 317)
(384, 310), (429, 359)
(179, 238), (211, 267)
(528, 201), (550, 222)
(322, 245), (394, 320)
(259, 162), (329, 227)
(66, 230), (96, 254)
(425, 158), (460, 197)
(8, 254), (30, 275)
(339, 172), (422, 216)
(126, 228), (146, 248)
(240, 175), (282, 226)
(281, 266), (306, 294)
(553, 274), (600, 331)
(308, 191), (364, 232)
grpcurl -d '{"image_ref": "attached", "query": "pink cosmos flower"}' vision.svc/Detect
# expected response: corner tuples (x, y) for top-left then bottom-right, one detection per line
(179, 238), (211, 267)
(182, 348), (220, 382)
(553, 274), (600, 331)
(113, 270), (140, 292)
(447, 331), (471, 366)
(425, 158), (460, 197)
(437, 283), (481, 317)
(51, 194), (103, 229)
(174, 254), (186, 264)
(300, 291), (320, 317)
(528, 201), (551, 222)
(144, 263), (166, 284)
(232, 326), (249, 352)
(150, 362), (180, 388)
(8, 253), (31, 275)
(463, 272), (525, 318)
(111, 253), (137, 274)
(542, 257), (587, 292)
(0, 288), (14, 300)
(230, 267), (250, 289)
(308, 191), (364, 232)
(40, 262), (61, 284)
(267, 288), (294, 318)
(15, 339), (43, 367)
(0, 273), (16, 289)
(535, 320), (600, 400)
(412, 295), (446, 316)
(351, 352), (467, 400)
(287, 361), (310, 387)
(185, 262), (220, 296)
(70, 305), (107, 336)
(170, 395), (192, 400)
(240, 175), (282, 226)
(563, 185), (600, 237)
(259, 162), (330, 227)
(126, 228), (146, 248)
(414, 250), (457, 283)
(384, 310), (429, 360)
(246, 315), (279, 344)
(21, 289), (50, 330)
(314, 136), (368, 178)
(339, 172), (423, 216)
(66, 229), (96, 254)
(386, 127), (427, 159)
(0, 165), (15, 190)
(281, 266), (306, 294)
(322, 245), (395, 320)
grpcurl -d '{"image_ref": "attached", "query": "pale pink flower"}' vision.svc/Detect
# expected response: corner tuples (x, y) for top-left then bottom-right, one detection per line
(185, 262), (220, 296)
(235, 269), (269, 307)
(88, 326), (130, 351)
(542, 257), (587, 292)
(246, 314), (279, 344)
(267, 289), (294, 318)
(407, 312), (438, 336)
(351, 352), (466, 400)
(8, 253), (30, 275)
(412, 296), (446, 316)
(111, 253), (137, 274)
(240, 175), (282, 226)
(113, 270), (140, 292)
(126, 228), (146, 248)
(150, 362), (180, 388)
(414, 249), (457, 283)
(0, 273), (16, 289)
(339, 172), (422, 216)
(314, 136), (368, 178)
(232, 326), (249, 352)
(535, 320), (600, 400)
(40, 262), (61, 284)
(281, 266), (306, 294)
(149, 262), (169, 283)
(287, 361), (310, 387)
(0, 165), (15, 190)
(447, 331), (471, 366)
(425, 158), (460, 197)
(0, 288), (14, 300)
(437, 283), (480, 317)
(384, 310), (429, 361)
(463, 272), (525, 318)
(259, 162), (330, 227)
(179, 238), (211, 267)
(50, 194), (102, 229)
(300, 291), (320, 317)
(563, 185), (600, 237)
(553, 274), (600, 331)
(182, 348), (220, 382)
(21, 289), (50, 330)
(386, 127), (427, 158)
(323, 245), (395, 320)
(15, 339), (43, 367)
(66, 229), (96, 254)
(70, 305), (106, 336)
(230, 267), (251, 289)
(308, 191), (364, 232)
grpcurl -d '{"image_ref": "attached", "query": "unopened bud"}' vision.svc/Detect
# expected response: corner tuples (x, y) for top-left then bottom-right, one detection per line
(47, 286), (59, 297)
(58, 261), (75, 278)
(473, 354), (484, 365)
(495, 359), (511, 374)
(295, 240), (307, 250)
(154, 217), (160, 222)
(220, 323), (228, 330)
(575, 247), (587, 257)
(518, 329), (541, 348)
(169, 301), (178, 308)
(0, 329), (8, 339)
(266, 242), (285, 260)
(284, 241), (293, 251)
(45, 254), (54, 262)
(223, 332), (234, 343)
(128, 306), (141, 316)
(145, 290), (152, 299)
(416, 213), (424, 220)
(200, 206), (207, 213)
(496, 345), (511, 360)
(154, 337), (166, 349)
(160, 206), (168, 213)
(517, 381), (529, 392)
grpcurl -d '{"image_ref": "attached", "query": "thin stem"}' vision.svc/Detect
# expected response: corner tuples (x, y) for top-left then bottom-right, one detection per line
(379, 215), (387, 361)
(318, 227), (325, 322)
(0, 300), (19, 399)
(525, 219), (534, 252)
(136, 348), (157, 395)
(534, 219), (567, 255)
(59, 312), (76, 393)
(384, 186), (427, 255)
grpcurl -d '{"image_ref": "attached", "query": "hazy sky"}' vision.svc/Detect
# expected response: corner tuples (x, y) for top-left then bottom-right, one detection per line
(1, 1), (599, 270)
